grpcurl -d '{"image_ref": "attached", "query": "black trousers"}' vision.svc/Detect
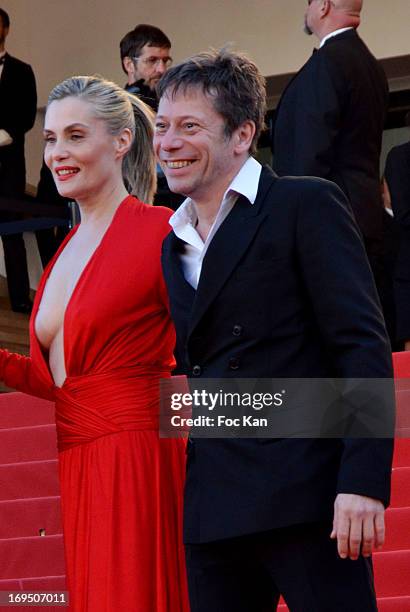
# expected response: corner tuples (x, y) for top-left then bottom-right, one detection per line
(0, 185), (30, 307)
(0, 223), (30, 308)
(185, 522), (377, 612)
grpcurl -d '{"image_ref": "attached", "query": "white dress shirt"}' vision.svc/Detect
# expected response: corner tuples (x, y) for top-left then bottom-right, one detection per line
(169, 156), (262, 289)
(0, 50), (5, 78)
(320, 27), (354, 48)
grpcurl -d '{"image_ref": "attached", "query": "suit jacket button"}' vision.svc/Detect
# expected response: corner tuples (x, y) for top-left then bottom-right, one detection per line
(232, 325), (243, 336)
(229, 357), (240, 370)
(192, 365), (202, 376)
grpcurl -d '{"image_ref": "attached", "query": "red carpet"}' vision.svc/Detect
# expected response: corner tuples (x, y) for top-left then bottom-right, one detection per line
(278, 351), (410, 611)
(0, 392), (66, 610)
(277, 431), (410, 610)
(391, 467), (410, 507)
(0, 351), (409, 610)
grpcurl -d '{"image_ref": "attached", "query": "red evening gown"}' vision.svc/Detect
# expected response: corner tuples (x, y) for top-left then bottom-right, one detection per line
(0, 196), (189, 612)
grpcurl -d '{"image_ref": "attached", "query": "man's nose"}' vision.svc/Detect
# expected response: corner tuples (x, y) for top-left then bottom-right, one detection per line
(156, 61), (167, 76)
(159, 128), (183, 151)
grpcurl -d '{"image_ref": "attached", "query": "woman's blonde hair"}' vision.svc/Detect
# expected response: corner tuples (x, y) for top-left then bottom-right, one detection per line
(47, 75), (157, 203)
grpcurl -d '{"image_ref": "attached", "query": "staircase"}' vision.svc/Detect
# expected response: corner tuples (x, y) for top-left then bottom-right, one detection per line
(0, 352), (409, 611)
(277, 352), (410, 611)
(374, 436), (410, 611)
(276, 437), (410, 611)
(0, 392), (66, 610)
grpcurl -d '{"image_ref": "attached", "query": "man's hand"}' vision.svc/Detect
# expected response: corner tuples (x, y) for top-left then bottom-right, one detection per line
(404, 340), (410, 351)
(331, 493), (385, 560)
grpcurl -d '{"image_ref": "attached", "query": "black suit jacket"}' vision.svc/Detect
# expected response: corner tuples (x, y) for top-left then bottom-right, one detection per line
(385, 142), (410, 342)
(0, 53), (37, 196)
(273, 29), (388, 242)
(162, 165), (394, 544)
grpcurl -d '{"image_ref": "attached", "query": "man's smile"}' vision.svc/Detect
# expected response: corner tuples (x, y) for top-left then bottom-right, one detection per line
(164, 160), (196, 169)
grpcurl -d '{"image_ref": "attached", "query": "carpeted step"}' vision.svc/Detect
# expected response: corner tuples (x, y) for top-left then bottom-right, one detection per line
(21, 577), (68, 612)
(393, 439), (410, 468)
(0, 496), (62, 538)
(378, 596), (410, 611)
(374, 549), (410, 597)
(0, 393), (54, 428)
(278, 596), (410, 611)
(0, 579), (22, 590)
(395, 387), (410, 438)
(0, 459), (59, 501)
(0, 535), (65, 580)
(0, 425), (58, 464)
(21, 575), (67, 591)
(384, 507), (410, 551)
(0, 580), (67, 612)
(393, 352), (410, 378)
(0, 576), (67, 612)
(391, 467), (410, 507)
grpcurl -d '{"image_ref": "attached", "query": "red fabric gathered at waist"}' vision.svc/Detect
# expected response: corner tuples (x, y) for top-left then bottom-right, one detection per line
(54, 366), (170, 452)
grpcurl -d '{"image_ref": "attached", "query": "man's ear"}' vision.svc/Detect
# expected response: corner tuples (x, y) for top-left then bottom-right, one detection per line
(122, 56), (134, 77)
(321, 0), (332, 17)
(234, 120), (256, 155)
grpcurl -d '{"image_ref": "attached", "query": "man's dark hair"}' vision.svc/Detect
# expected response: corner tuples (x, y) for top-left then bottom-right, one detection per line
(0, 8), (10, 28)
(120, 24), (171, 72)
(157, 48), (266, 155)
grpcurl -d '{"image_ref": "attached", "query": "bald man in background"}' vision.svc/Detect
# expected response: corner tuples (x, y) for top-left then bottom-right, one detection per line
(273, 0), (388, 294)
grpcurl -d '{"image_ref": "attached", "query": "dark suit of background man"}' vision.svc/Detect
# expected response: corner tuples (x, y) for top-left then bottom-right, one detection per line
(384, 136), (410, 351)
(273, 0), (388, 291)
(0, 8), (37, 313)
(156, 49), (393, 612)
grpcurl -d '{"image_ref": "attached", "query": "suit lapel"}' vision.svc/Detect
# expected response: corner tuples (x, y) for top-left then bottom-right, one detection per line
(188, 166), (277, 337)
(163, 230), (196, 299)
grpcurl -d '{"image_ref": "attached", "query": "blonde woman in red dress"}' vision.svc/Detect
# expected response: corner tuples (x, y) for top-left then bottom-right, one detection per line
(0, 76), (189, 612)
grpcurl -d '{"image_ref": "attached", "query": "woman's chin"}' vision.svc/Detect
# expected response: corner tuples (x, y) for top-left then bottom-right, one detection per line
(55, 184), (79, 200)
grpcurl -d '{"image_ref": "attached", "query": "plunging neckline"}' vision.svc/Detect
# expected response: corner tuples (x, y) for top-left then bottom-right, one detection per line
(32, 195), (131, 389)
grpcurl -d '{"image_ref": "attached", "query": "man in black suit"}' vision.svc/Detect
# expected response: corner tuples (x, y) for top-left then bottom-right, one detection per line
(0, 8), (37, 312)
(384, 137), (410, 350)
(273, 0), (388, 289)
(155, 49), (393, 611)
